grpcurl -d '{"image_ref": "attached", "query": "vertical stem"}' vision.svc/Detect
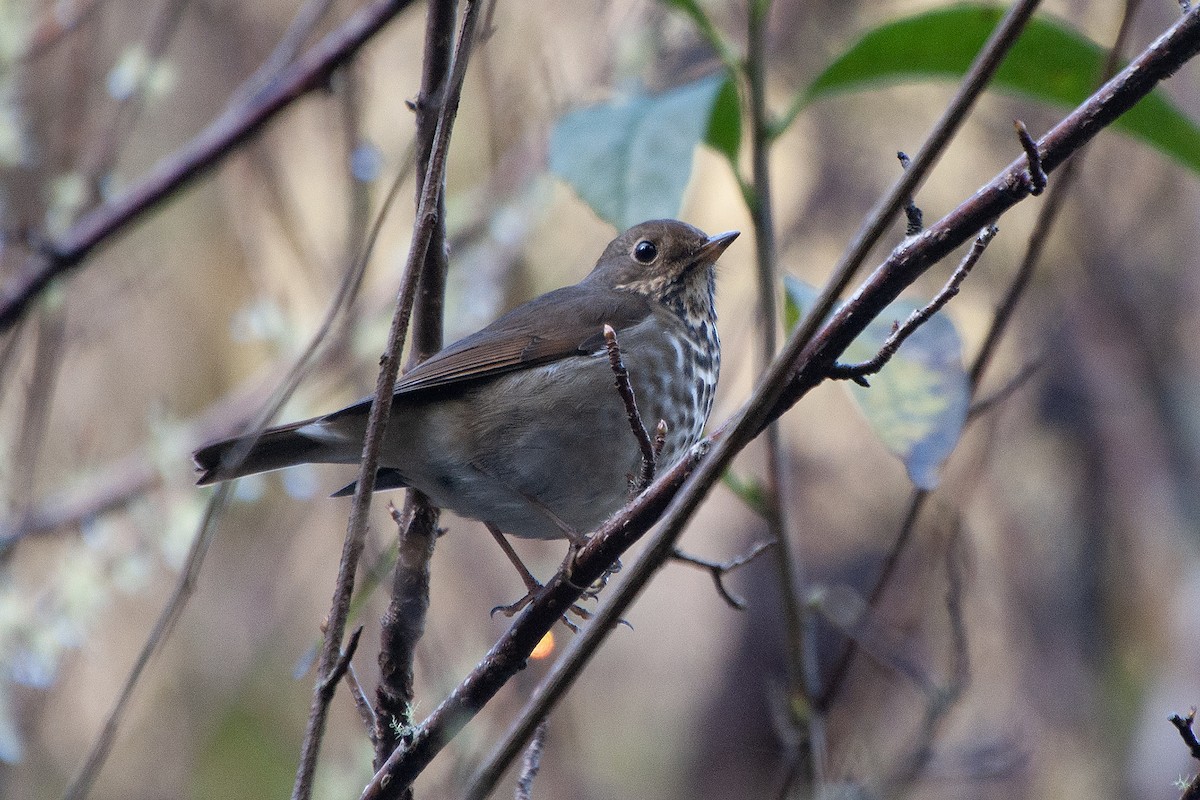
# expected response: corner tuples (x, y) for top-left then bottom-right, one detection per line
(745, 0), (826, 787)
(373, 0), (456, 777)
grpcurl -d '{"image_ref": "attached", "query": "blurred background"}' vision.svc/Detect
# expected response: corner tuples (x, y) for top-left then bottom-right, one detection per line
(1, 0), (1199, 798)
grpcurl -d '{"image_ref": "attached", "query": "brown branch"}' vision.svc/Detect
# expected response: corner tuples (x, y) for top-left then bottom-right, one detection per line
(603, 324), (658, 489)
(1170, 710), (1200, 760)
(830, 224), (998, 384)
(64, 485), (230, 800)
(513, 722), (548, 800)
(366, 10), (1200, 796)
(293, 2), (483, 798)
(0, 0), (419, 333)
(670, 539), (776, 610)
(897, 152), (924, 235)
(347, 663), (378, 741)
(372, 0), (455, 776)
(819, 0), (1146, 714)
(374, 497), (439, 766)
(319, 625), (365, 695)
(745, 0), (835, 780)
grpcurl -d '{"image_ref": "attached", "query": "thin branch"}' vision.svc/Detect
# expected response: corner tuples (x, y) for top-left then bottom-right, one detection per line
(319, 626), (365, 695)
(744, 0), (823, 784)
(670, 539), (776, 610)
(0, 0), (419, 333)
(293, 2), (483, 798)
(603, 324), (657, 489)
(818, 0), (1147, 714)
(830, 224), (998, 384)
(367, 9), (1200, 795)
(347, 663), (378, 742)
(513, 722), (548, 800)
(1170, 710), (1200, 760)
(966, 357), (1043, 421)
(784, 0), (1045, 380)
(372, 0), (455, 776)
(64, 485), (230, 800)
(897, 152), (924, 235)
(887, 528), (972, 789)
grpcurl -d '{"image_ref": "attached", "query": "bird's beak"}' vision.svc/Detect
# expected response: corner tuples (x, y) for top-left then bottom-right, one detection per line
(696, 230), (740, 262)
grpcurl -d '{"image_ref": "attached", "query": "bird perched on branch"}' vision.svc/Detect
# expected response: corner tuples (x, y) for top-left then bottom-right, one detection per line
(194, 219), (737, 546)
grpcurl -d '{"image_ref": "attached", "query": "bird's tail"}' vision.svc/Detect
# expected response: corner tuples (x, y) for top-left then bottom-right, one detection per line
(193, 418), (358, 485)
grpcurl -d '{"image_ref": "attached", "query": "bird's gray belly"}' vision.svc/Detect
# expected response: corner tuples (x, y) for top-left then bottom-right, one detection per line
(382, 348), (697, 540)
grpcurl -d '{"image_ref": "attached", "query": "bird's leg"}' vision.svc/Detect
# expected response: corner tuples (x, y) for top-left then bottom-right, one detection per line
(487, 523), (541, 610)
(485, 524), (593, 632)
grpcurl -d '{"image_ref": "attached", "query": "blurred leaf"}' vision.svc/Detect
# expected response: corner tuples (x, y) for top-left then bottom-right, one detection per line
(786, 4), (1200, 173)
(721, 470), (770, 519)
(785, 276), (969, 489)
(705, 76), (741, 165)
(195, 706), (295, 800)
(550, 74), (728, 229)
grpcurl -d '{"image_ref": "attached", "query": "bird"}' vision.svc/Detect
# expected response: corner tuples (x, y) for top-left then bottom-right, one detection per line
(194, 219), (737, 547)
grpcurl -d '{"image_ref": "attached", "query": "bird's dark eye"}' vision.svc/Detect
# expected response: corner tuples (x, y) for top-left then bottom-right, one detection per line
(633, 240), (658, 264)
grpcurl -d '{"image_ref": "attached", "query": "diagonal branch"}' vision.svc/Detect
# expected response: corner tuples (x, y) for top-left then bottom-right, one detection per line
(0, 0), (419, 333)
(292, 2), (484, 798)
(363, 9), (1200, 796)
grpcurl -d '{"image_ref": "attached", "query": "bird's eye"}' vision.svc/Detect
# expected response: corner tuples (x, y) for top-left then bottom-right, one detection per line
(633, 240), (658, 264)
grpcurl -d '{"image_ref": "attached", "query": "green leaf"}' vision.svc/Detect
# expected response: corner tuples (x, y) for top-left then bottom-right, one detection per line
(784, 276), (969, 489)
(785, 3), (1200, 174)
(550, 74), (729, 229)
(705, 76), (741, 165)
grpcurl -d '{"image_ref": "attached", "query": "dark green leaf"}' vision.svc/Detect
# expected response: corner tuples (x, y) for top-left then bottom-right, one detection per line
(550, 74), (728, 229)
(705, 76), (741, 165)
(789, 3), (1200, 173)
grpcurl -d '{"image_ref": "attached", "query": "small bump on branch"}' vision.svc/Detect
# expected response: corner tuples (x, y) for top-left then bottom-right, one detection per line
(1014, 120), (1046, 195)
(897, 151), (924, 235)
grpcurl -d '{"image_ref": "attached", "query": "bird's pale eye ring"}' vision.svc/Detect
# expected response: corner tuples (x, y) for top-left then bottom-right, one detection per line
(633, 240), (658, 264)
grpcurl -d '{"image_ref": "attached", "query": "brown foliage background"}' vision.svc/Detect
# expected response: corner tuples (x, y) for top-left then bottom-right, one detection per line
(1, 0), (1199, 798)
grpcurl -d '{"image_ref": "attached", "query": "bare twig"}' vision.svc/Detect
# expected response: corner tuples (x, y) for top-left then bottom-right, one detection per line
(0, 0), (419, 333)
(64, 485), (230, 800)
(966, 357), (1043, 421)
(670, 540), (776, 610)
(1013, 120), (1047, 195)
(374, 497), (439, 766)
(603, 324), (657, 489)
(372, 0), (456, 776)
(513, 722), (548, 800)
(743, 0), (823, 783)
(293, 2), (483, 798)
(888, 528), (972, 789)
(785, 0), (1045, 382)
(368, 10), (1200, 795)
(818, 0), (1146, 714)
(319, 626), (365, 695)
(897, 152), (924, 235)
(830, 224), (998, 384)
(347, 663), (378, 741)
(1170, 709), (1200, 760)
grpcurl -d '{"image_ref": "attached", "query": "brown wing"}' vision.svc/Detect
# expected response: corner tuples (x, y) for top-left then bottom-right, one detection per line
(395, 284), (655, 395)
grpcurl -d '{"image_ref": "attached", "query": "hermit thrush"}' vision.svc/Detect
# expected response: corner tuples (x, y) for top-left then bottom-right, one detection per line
(194, 219), (737, 541)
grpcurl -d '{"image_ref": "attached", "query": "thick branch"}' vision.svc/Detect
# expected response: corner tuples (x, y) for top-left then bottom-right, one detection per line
(362, 10), (1200, 796)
